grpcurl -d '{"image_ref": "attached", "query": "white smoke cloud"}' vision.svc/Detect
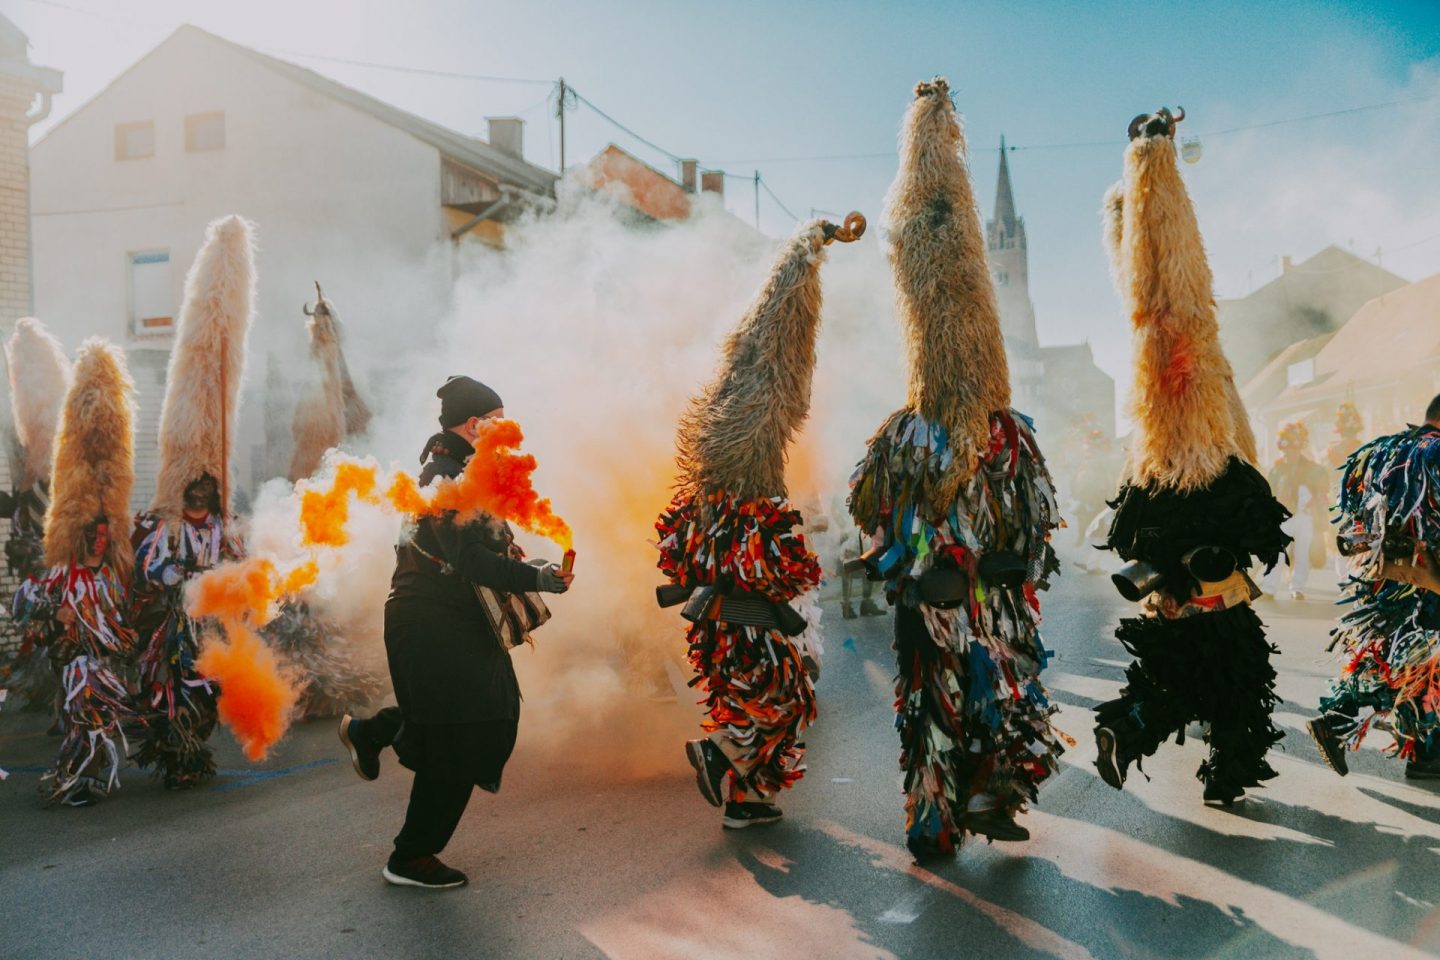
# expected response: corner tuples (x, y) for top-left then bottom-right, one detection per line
(248, 188), (905, 775)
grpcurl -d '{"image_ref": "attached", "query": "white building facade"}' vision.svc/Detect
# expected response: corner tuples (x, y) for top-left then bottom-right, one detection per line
(30, 25), (555, 506)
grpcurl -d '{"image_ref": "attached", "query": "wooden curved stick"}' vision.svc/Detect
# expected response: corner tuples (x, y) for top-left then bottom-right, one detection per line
(822, 211), (867, 245)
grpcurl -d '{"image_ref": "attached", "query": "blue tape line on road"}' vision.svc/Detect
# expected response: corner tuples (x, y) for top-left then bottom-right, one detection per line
(211, 757), (338, 792)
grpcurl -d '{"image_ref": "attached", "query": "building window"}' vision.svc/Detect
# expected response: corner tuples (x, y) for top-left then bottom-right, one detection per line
(1286, 358), (1315, 387)
(130, 251), (173, 334)
(185, 111), (225, 152)
(114, 121), (155, 160)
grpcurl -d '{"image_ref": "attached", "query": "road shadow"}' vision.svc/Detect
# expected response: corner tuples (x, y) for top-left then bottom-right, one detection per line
(726, 823), (1314, 960)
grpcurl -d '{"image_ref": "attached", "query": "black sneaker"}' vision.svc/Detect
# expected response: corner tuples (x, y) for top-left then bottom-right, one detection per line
(1094, 726), (1126, 790)
(382, 855), (468, 889)
(685, 738), (730, 808)
(339, 714), (380, 782)
(722, 801), (783, 829)
(859, 599), (886, 617)
(1203, 780), (1244, 807)
(841, 602), (858, 620)
(963, 809), (1030, 842)
(1307, 717), (1349, 777)
(1404, 756), (1440, 780)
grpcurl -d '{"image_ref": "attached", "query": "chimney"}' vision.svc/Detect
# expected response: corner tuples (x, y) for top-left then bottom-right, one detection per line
(486, 117), (524, 159)
(680, 159), (698, 193)
(1281, 255), (1292, 274)
(700, 170), (724, 198)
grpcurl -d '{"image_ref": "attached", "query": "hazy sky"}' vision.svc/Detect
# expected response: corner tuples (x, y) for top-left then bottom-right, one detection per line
(6, 0), (1440, 381)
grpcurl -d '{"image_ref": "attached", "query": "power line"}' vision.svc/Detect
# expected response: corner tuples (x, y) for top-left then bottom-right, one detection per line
(570, 89), (682, 162)
(265, 49), (553, 86)
(1203, 94), (1440, 138)
(759, 177), (799, 221)
(707, 92), (1440, 166)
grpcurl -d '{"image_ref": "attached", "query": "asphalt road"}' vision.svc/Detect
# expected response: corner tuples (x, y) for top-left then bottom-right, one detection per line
(4, 549), (1440, 960)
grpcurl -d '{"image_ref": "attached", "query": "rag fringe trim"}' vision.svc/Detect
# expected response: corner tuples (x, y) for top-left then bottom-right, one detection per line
(849, 409), (1064, 849)
(657, 491), (821, 800)
(1096, 605), (1283, 791)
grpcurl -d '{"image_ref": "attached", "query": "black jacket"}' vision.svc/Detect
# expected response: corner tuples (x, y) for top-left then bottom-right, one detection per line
(384, 430), (541, 724)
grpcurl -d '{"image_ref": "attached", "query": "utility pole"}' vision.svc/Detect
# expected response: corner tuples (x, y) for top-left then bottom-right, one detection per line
(753, 170), (760, 229)
(557, 77), (568, 174)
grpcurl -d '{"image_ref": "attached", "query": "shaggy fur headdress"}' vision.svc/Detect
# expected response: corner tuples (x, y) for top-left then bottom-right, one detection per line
(288, 287), (373, 480)
(288, 289), (347, 482)
(676, 215), (863, 501)
(885, 78), (1011, 482)
(44, 338), (136, 573)
(1103, 108), (1257, 492)
(151, 215), (256, 520)
(5, 317), (71, 489)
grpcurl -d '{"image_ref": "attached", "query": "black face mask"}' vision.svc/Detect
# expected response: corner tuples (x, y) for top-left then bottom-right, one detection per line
(184, 477), (218, 512)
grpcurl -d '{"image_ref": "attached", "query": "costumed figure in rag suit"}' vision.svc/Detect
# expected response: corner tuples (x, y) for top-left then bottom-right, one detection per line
(657, 211), (865, 830)
(130, 216), (253, 790)
(1067, 416), (1121, 573)
(1091, 107), (1291, 807)
(1263, 421), (1330, 600)
(1308, 394), (1440, 780)
(1326, 402), (1365, 579)
(262, 283), (383, 719)
(847, 79), (1064, 860)
(1, 318), (71, 714)
(338, 375), (574, 889)
(11, 340), (140, 806)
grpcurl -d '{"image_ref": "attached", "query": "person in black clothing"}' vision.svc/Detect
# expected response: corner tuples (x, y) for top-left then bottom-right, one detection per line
(338, 375), (574, 889)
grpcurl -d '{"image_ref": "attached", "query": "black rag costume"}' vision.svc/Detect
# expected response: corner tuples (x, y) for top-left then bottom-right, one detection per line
(350, 379), (554, 865)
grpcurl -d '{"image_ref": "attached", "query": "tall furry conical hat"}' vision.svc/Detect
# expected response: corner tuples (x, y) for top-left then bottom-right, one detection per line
(5, 317), (71, 490)
(676, 214), (865, 501)
(44, 338), (136, 574)
(151, 215), (256, 520)
(288, 285), (347, 482)
(886, 79), (1012, 483)
(1103, 108), (1256, 492)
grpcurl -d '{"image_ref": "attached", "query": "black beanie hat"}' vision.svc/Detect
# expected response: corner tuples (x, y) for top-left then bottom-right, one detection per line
(437, 375), (504, 427)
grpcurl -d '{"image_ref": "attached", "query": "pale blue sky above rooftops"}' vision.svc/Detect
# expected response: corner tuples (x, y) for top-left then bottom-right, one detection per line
(6, 0), (1439, 381)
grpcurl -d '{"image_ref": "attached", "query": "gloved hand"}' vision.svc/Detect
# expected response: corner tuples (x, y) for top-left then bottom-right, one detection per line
(536, 563), (572, 594)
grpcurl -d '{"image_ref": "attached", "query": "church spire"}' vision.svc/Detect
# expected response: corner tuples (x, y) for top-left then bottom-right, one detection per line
(994, 136), (1017, 230)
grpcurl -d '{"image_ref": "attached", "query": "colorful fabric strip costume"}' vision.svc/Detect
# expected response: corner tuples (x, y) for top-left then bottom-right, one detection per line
(848, 79), (1063, 858)
(15, 337), (140, 806)
(129, 215), (257, 789)
(131, 512), (241, 785)
(2, 317), (70, 713)
(14, 564), (137, 803)
(658, 212), (864, 811)
(1317, 424), (1440, 760)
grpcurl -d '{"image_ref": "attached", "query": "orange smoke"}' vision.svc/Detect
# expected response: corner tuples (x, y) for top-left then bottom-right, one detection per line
(384, 472), (427, 515)
(297, 421), (573, 550)
(195, 626), (299, 762)
(433, 420), (574, 549)
(189, 557), (318, 626)
(300, 460), (378, 548)
(187, 557), (316, 761)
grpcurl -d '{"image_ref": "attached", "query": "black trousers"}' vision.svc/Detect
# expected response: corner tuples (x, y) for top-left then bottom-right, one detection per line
(356, 708), (476, 862)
